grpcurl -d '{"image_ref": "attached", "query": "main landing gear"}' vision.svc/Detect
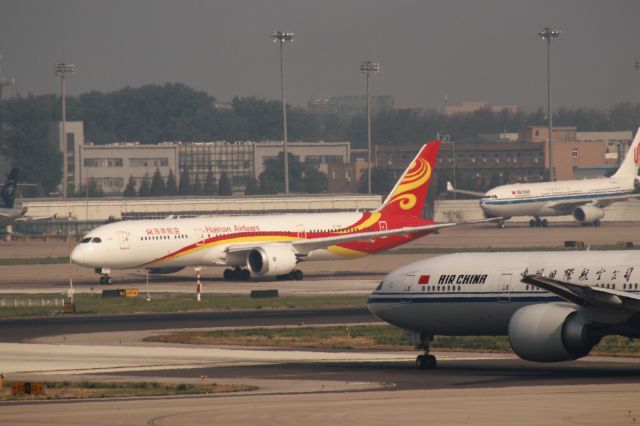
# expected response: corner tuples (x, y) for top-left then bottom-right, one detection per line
(415, 332), (437, 370)
(276, 269), (304, 281)
(223, 267), (251, 281)
(95, 268), (112, 285)
(529, 217), (548, 228)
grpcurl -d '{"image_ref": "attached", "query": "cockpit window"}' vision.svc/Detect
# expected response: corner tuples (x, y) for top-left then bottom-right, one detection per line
(375, 281), (383, 291)
(91, 237), (102, 243)
(81, 237), (91, 243)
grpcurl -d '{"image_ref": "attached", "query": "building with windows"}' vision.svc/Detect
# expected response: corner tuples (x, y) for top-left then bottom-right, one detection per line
(80, 143), (179, 194)
(253, 141), (350, 178)
(178, 142), (254, 189)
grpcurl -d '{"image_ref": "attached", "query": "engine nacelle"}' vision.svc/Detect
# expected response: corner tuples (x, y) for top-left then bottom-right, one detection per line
(246, 245), (297, 276)
(508, 303), (601, 362)
(573, 205), (605, 224)
(147, 267), (185, 275)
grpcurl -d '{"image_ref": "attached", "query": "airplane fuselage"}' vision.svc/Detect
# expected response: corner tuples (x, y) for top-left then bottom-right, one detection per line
(368, 251), (640, 337)
(480, 177), (636, 219)
(72, 211), (429, 270)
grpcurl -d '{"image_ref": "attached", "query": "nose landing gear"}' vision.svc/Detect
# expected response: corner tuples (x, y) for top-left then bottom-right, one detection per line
(415, 333), (437, 370)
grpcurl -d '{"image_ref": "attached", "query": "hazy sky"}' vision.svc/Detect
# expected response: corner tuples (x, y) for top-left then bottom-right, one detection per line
(1, 0), (639, 111)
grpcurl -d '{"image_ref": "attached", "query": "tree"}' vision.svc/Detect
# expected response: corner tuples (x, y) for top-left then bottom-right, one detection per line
(244, 176), (259, 195)
(192, 174), (203, 195)
(302, 161), (328, 193)
(138, 173), (151, 197)
(166, 169), (178, 196)
(150, 167), (166, 196)
(258, 152), (304, 193)
(178, 165), (192, 195)
(87, 179), (104, 197)
(218, 172), (232, 196)
(359, 167), (397, 196)
(203, 167), (217, 195)
(123, 175), (137, 197)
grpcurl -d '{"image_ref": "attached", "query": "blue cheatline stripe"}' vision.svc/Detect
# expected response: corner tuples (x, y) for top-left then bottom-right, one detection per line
(480, 189), (635, 206)
(367, 296), (563, 304)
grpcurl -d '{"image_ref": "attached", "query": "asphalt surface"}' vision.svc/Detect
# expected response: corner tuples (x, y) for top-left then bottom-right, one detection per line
(120, 357), (640, 391)
(0, 307), (378, 343)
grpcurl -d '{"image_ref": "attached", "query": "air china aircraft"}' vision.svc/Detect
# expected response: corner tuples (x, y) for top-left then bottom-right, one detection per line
(447, 127), (640, 228)
(71, 141), (490, 284)
(368, 250), (640, 369)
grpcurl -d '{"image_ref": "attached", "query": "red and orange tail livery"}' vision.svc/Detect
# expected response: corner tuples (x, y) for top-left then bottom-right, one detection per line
(377, 140), (440, 218)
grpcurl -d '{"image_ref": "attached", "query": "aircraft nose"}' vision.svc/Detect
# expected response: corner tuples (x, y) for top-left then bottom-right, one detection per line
(70, 245), (87, 266)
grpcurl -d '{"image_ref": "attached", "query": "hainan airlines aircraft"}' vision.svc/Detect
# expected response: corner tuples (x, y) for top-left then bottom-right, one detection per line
(71, 141), (490, 284)
(447, 127), (640, 227)
(368, 250), (640, 369)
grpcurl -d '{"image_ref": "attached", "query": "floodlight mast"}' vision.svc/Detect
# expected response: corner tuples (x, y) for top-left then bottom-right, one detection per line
(538, 27), (560, 181)
(0, 55), (15, 100)
(360, 61), (380, 195)
(55, 63), (76, 199)
(272, 31), (294, 194)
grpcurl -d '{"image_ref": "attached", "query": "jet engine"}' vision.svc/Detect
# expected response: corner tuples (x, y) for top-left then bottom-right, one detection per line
(573, 205), (605, 224)
(508, 303), (601, 362)
(246, 245), (297, 276)
(147, 267), (185, 275)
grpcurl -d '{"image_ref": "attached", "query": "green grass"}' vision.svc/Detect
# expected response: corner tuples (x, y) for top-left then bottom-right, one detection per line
(0, 257), (69, 265)
(0, 293), (368, 317)
(1, 380), (256, 400)
(145, 324), (640, 356)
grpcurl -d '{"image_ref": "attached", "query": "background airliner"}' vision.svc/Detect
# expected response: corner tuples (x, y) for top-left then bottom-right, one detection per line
(368, 250), (640, 369)
(71, 141), (490, 284)
(447, 127), (640, 227)
(0, 168), (27, 227)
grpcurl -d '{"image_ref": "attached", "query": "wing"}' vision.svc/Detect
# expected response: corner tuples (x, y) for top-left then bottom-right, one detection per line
(521, 274), (640, 311)
(225, 217), (500, 257)
(546, 192), (640, 211)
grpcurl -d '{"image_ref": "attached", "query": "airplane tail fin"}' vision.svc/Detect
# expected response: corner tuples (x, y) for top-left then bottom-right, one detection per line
(1, 168), (18, 209)
(376, 141), (440, 218)
(612, 127), (640, 178)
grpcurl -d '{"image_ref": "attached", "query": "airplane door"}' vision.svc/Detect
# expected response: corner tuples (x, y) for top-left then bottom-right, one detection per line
(117, 231), (130, 250)
(296, 224), (306, 239)
(400, 274), (415, 304)
(194, 228), (205, 246)
(379, 220), (388, 238)
(498, 274), (511, 303)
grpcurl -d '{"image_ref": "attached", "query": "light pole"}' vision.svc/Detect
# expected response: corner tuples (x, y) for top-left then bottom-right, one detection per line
(538, 27), (560, 181)
(0, 55), (15, 100)
(271, 31), (294, 194)
(360, 61), (380, 194)
(55, 63), (75, 199)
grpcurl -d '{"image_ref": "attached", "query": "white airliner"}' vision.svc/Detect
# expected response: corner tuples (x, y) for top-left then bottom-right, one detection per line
(447, 127), (640, 227)
(71, 141), (492, 284)
(0, 168), (27, 226)
(368, 250), (640, 369)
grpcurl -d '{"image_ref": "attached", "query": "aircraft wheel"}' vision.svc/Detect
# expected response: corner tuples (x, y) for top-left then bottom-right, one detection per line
(594, 220), (601, 227)
(292, 269), (304, 281)
(416, 355), (436, 370)
(240, 269), (251, 281)
(99, 276), (110, 285)
(541, 219), (548, 227)
(529, 219), (536, 227)
(276, 274), (286, 281)
(223, 269), (233, 281)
